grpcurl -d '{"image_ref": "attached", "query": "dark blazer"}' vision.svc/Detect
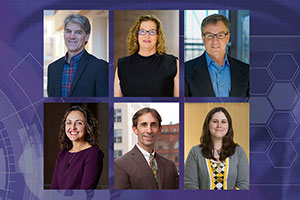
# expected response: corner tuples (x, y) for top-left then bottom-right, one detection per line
(114, 145), (179, 189)
(185, 53), (249, 97)
(47, 51), (108, 97)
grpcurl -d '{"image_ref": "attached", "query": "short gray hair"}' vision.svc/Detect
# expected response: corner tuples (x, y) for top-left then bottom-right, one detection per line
(64, 14), (91, 35)
(201, 14), (231, 33)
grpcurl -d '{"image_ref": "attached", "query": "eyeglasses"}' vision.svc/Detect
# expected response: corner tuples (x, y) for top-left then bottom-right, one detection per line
(203, 32), (229, 39)
(138, 29), (157, 36)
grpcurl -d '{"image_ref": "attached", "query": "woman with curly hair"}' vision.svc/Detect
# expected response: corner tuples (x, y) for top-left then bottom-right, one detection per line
(51, 105), (104, 189)
(114, 14), (179, 97)
(184, 107), (249, 190)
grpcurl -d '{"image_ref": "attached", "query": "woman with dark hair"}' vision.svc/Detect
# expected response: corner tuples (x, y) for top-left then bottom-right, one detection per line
(114, 14), (179, 97)
(184, 107), (249, 190)
(51, 105), (104, 189)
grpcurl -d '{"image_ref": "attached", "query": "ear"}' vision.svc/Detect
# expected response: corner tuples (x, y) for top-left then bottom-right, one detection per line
(132, 126), (138, 135)
(85, 34), (90, 43)
(226, 33), (230, 43)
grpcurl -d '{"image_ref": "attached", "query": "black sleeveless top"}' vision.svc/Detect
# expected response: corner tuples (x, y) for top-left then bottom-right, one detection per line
(117, 53), (177, 97)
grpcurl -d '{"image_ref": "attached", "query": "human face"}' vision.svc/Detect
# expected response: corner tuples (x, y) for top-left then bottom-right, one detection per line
(65, 111), (87, 143)
(202, 21), (230, 60)
(64, 22), (89, 56)
(209, 111), (229, 140)
(138, 20), (158, 54)
(132, 112), (161, 153)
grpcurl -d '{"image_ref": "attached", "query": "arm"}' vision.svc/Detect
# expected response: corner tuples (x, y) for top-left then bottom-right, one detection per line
(114, 159), (131, 189)
(96, 61), (109, 97)
(184, 148), (200, 189)
(235, 146), (249, 190)
(173, 162), (179, 189)
(80, 150), (103, 189)
(173, 60), (179, 97)
(114, 67), (123, 97)
(51, 152), (61, 189)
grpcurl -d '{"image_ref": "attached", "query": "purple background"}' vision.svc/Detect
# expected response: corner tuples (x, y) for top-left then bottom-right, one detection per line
(0, 0), (300, 199)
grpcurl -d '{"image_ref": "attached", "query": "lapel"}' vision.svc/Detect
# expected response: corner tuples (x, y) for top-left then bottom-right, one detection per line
(69, 51), (89, 96)
(228, 56), (242, 97)
(192, 53), (215, 96)
(131, 146), (158, 188)
(155, 153), (164, 189)
(56, 58), (65, 96)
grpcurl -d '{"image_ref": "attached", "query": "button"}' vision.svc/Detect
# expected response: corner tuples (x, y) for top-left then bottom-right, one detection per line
(219, 83), (223, 87)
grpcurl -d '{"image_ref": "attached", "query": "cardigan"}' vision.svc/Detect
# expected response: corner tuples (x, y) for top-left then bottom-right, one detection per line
(184, 145), (249, 190)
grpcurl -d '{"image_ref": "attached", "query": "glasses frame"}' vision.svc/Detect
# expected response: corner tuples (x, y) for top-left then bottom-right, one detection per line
(138, 29), (158, 36)
(202, 32), (229, 40)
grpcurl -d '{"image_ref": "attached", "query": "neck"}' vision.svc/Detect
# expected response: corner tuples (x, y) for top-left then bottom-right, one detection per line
(138, 143), (154, 154)
(208, 52), (226, 67)
(138, 48), (156, 57)
(67, 48), (84, 62)
(212, 138), (223, 150)
(71, 140), (90, 152)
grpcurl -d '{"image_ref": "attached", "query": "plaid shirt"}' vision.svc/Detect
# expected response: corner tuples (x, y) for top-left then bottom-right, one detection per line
(61, 50), (85, 97)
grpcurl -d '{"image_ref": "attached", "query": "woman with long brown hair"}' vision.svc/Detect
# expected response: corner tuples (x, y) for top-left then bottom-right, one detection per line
(51, 105), (104, 189)
(184, 107), (249, 190)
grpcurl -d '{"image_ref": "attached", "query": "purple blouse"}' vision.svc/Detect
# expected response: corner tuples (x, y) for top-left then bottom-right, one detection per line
(51, 146), (104, 189)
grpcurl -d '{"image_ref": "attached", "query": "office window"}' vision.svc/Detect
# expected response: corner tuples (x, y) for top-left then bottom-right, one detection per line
(174, 154), (179, 162)
(114, 150), (122, 159)
(114, 109), (122, 122)
(174, 141), (179, 150)
(114, 129), (122, 143)
(158, 140), (169, 150)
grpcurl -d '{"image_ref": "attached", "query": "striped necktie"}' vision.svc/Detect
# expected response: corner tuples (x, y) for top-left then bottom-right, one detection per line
(149, 154), (159, 187)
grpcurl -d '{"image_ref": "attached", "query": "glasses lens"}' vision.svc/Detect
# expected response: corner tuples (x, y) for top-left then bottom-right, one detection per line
(205, 34), (213, 39)
(216, 33), (226, 39)
(149, 30), (157, 35)
(138, 30), (146, 35)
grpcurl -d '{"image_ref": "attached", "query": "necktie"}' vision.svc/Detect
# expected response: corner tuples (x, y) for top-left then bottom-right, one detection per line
(149, 154), (159, 187)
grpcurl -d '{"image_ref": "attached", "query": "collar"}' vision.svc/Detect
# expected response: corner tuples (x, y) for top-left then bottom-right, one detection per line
(136, 144), (156, 158)
(205, 51), (229, 69)
(64, 49), (86, 63)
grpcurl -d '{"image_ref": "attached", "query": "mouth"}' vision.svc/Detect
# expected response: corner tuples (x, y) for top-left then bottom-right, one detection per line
(143, 134), (154, 140)
(70, 131), (79, 135)
(143, 40), (151, 43)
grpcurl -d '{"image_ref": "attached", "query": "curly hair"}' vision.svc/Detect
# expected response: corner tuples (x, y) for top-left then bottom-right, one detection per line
(127, 14), (167, 55)
(200, 107), (237, 161)
(58, 105), (100, 150)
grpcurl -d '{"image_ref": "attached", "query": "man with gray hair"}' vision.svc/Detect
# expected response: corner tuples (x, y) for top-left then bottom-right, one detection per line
(185, 14), (249, 97)
(47, 14), (108, 97)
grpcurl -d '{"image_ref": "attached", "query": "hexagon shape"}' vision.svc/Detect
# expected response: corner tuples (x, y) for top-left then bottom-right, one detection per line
(292, 100), (300, 124)
(250, 126), (273, 153)
(268, 112), (298, 139)
(293, 70), (300, 95)
(250, 68), (274, 95)
(249, 97), (273, 124)
(267, 141), (297, 168)
(268, 54), (299, 81)
(268, 83), (298, 110)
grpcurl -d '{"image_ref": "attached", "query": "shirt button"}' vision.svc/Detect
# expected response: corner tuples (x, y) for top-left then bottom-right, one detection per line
(219, 83), (223, 87)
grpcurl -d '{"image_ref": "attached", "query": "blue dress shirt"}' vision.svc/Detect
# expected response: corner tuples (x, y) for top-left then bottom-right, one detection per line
(205, 52), (231, 97)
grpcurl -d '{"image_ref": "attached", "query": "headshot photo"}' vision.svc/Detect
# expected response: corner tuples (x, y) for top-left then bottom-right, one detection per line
(44, 103), (109, 189)
(184, 10), (249, 97)
(43, 10), (109, 97)
(184, 103), (249, 190)
(114, 103), (179, 189)
(114, 10), (179, 97)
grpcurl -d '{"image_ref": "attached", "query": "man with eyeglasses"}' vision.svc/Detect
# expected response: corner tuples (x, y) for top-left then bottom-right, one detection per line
(47, 14), (108, 97)
(185, 14), (249, 97)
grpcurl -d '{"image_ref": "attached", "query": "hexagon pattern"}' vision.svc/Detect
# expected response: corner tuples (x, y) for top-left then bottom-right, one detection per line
(268, 141), (297, 168)
(269, 54), (299, 81)
(250, 97), (273, 124)
(250, 126), (273, 152)
(250, 68), (273, 95)
(268, 83), (298, 110)
(268, 112), (298, 139)
(293, 70), (300, 94)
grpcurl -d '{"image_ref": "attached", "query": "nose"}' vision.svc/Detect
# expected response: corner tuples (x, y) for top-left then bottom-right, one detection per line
(70, 32), (76, 39)
(145, 125), (152, 133)
(217, 122), (221, 127)
(72, 123), (77, 130)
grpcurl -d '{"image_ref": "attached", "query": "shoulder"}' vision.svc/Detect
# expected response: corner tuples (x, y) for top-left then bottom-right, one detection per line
(85, 52), (108, 67)
(83, 146), (104, 159)
(228, 56), (249, 69)
(118, 54), (135, 65)
(56, 149), (68, 158)
(233, 145), (247, 157)
(114, 147), (135, 164)
(161, 53), (177, 60)
(48, 57), (64, 69)
(184, 54), (205, 76)
(156, 153), (176, 166)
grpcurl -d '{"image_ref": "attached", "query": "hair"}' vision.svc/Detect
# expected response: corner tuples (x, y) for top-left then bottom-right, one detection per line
(132, 107), (162, 128)
(127, 14), (167, 55)
(201, 14), (231, 33)
(64, 14), (91, 35)
(58, 105), (100, 150)
(200, 107), (237, 161)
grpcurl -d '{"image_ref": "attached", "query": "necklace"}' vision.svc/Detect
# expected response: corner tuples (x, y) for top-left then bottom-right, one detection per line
(67, 153), (76, 169)
(213, 149), (221, 155)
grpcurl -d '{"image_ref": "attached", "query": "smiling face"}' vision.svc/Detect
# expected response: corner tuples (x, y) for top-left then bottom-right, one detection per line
(209, 111), (229, 140)
(133, 112), (161, 153)
(138, 20), (158, 54)
(64, 22), (89, 57)
(202, 21), (230, 60)
(65, 110), (87, 143)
